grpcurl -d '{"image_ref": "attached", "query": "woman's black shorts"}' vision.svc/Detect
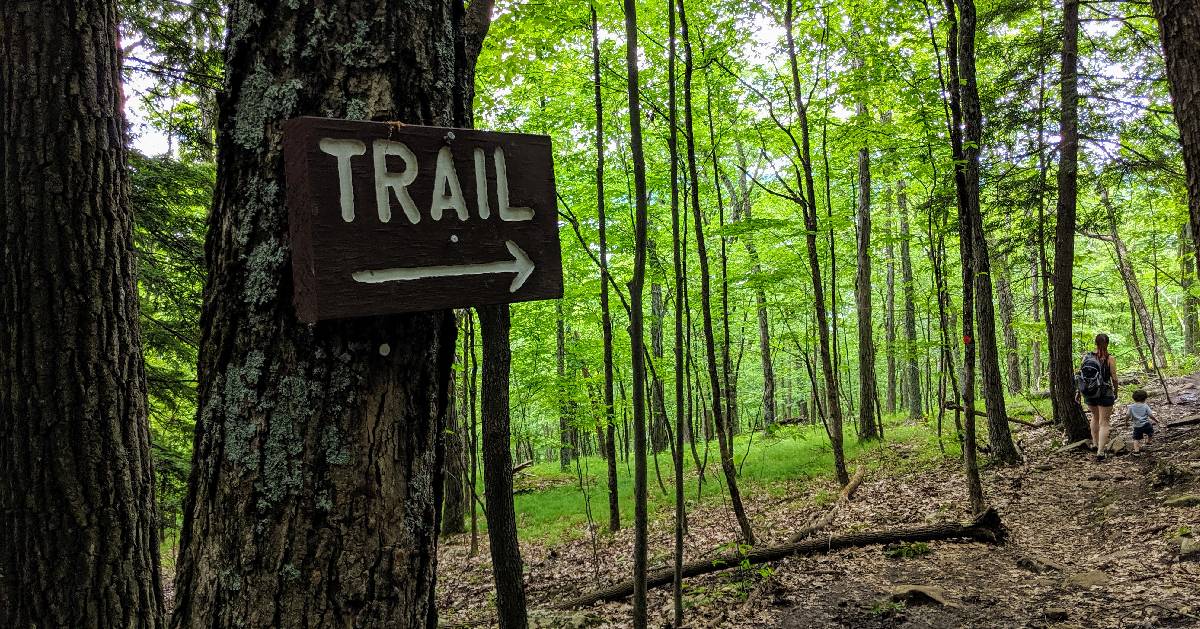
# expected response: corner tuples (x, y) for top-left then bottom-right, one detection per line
(1084, 395), (1115, 408)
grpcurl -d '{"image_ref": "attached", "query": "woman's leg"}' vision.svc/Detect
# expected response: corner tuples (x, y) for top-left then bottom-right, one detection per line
(1089, 405), (1100, 446)
(1096, 405), (1112, 454)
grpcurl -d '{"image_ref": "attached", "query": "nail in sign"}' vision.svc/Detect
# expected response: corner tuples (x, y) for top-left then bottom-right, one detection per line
(283, 117), (563, 322)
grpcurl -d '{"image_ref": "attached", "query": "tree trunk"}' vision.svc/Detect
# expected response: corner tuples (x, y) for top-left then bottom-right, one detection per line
(994, 252), (1023, 394)
(854, 109), (879, 440)
(1152, 0), (1200, 279)
(170, 2), (470, 625)
(945, 0), (986, 513)
(667, 3), (687, 621)
(443, 335), (468, 536)
(479, 305), (529, 629)
(622, 0), (653, 623)
(1182, 223), (1199, 354)
(886, 203), (898, 415)
(680, 0), (756, 543)
(1098, 189), (1168, 370)
(731, 164), (777, 429)
(1, 1), (164, 624)
(1050, 0), (1093, 443)
(651, 274), (670, 453)
(592, 6), (621, 532)
(557, 300), (572, 470)
(785, 0), (849, 486)
(954, 0), (1020, 465)
(898, 181), (923, 420)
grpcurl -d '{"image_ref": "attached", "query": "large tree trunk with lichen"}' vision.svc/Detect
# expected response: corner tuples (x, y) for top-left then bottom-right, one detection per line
(1152, 0), (1200, 279)
(169, 2), (471, 626)
(1, 1), (164, 626)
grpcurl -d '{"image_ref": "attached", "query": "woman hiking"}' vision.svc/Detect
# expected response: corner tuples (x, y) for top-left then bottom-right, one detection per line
(1076, 333), (1119, 460)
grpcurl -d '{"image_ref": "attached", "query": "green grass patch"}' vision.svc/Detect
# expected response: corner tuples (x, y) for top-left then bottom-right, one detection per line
(495, 417), (956, 543)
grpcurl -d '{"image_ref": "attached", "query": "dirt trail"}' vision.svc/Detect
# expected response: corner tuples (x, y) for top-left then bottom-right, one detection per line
(437, 374), (1200, 628)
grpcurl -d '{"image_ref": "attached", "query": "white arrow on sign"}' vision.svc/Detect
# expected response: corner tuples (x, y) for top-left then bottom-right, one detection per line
(351, 240), (536, 293)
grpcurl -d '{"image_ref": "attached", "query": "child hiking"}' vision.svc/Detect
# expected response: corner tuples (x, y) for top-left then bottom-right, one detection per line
(1128, 389), (1165, 454)
(1076, 333), (1119, 460)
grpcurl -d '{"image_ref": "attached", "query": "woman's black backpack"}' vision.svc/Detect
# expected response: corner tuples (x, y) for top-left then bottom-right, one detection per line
(1077, 352), (1106, 397)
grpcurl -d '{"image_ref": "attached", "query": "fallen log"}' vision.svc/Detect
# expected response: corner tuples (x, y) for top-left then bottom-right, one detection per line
(786, 464), (866, 544)
(1166, 415), (1200, 429)
(942, 402), (1052, 429)
(512, 460), (533, 474)
(554, 508), (1005, 609)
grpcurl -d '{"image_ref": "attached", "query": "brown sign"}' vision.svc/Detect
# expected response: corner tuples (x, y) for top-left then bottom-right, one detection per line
(283, 117), (563, 322)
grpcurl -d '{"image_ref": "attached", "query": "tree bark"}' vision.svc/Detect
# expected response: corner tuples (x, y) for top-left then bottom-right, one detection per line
(622, 0), (653, 623)
(479, 305), (528, 629)
(592, 6), (621, 532)
(854, 108), (879, 440)
(898, 181), (923, 420)
(557, 300), (572, 470)
(731, 164), (777, 429)
(667, 2), (687, 622)
(1, 1), (164, 624)
(886, 204), (899, 415)
(443, 336), (468, 536)
(170, 2), (467, 625)
(1050, 0), (1093, 443)
(945, 0), (986, 513)
(680, 0), (756, 543)
(1182, 223), (1198, 354)
(954, 0), (1020, 465)
(1152, 0), (1200, 279)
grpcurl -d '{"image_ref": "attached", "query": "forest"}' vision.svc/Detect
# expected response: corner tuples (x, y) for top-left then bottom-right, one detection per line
(3, 0), (1200, 627)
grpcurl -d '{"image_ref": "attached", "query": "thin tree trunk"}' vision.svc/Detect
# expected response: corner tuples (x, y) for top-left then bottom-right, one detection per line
(785, 0), (849, 485)
(886, 202), (898, 415)
(667, 3), (687, 618)
(443, 325), (468, 536)
(680, 0), (757, 542)
(898, 181), (923, 420)
(1098, 188), (1168, 370)
(854, 102), (879, 440)
(945, 0), (986, 513)
(730, 162), (777, 428)
(994, 252), (1023, 394)
(558, 301), (572, 470)
(170, 2), (473, 624)
(468, 311), (481, 557)
(954, 0), (1020, 465)
(1151, 0), (1200, 278)
(592, 6), (621, 532)
(1182, 223), (1199, 353)
(1049, 0), (1093, 442)
(1, 1), (163, 623)
(479, 305), (528, 629)
(621, 0), (653, 623)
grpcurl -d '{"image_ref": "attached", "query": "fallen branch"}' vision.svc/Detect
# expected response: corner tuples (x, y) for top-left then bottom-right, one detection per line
(554, 508), (1005, 609)
(1166, 415), (1200, 429)
(942, 402), (1052, 429)
(512, 460), (533, 474)
(787, 464), (866, 544)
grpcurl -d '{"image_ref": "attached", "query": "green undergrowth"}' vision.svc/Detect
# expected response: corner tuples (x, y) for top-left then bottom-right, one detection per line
(500, 414), (967, 544)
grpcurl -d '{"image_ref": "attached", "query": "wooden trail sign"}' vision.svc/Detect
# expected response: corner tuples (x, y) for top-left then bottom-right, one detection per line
(283, 117), (563, 322)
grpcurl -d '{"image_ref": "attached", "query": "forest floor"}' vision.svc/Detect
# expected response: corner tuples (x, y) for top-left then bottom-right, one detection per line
(437, 374), (1200, 628)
